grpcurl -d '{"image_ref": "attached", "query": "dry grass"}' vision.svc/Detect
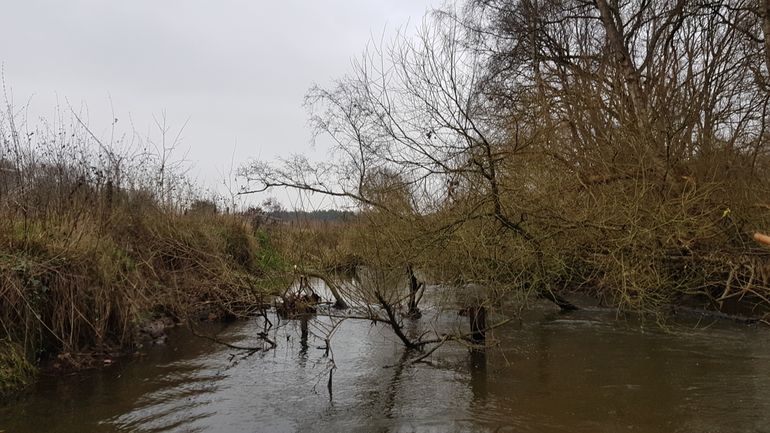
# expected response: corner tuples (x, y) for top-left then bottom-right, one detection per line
(0, 103), (285, 391)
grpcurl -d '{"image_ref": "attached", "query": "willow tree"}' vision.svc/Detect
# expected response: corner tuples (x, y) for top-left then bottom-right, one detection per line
(244, 0), (770, 327)
(240, 14), (556, 351)
(458, 0), (770, 313)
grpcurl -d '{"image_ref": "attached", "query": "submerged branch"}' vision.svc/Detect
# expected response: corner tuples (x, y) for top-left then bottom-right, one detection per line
(187, 323), (277, 353)
(416, 317), (514, 347)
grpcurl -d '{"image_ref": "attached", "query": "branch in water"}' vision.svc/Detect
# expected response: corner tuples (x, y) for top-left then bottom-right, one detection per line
(187, 323), (277, 352)
(299, 269), (349, 309)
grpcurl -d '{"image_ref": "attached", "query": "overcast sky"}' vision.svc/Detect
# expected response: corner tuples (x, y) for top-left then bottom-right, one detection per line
(1, 0), (437, 209)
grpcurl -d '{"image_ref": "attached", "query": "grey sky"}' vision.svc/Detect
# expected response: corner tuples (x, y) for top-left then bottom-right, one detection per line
(1, 0), (437, 209)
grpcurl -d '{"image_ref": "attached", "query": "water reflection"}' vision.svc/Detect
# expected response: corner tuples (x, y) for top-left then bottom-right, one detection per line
(469, 349), (488, 403)
(2, 301), (770, 433)
(298, 315), (310, 366)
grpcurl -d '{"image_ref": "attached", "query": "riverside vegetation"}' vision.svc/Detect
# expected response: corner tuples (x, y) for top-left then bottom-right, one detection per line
(6, 0), (770, 403)
(0, 107), (286, 398)
(241, 0), (770, 342)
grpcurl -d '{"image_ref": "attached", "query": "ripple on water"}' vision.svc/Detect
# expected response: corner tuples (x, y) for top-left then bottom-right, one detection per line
(4, 304), (770, 433)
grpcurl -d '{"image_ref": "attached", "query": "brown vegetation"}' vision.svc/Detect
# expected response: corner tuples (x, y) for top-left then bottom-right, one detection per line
(0, 104), (283, 394)
(242, 0), (770, 324)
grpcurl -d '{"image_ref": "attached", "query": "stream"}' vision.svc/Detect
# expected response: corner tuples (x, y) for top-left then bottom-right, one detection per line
(2, 287), (770, 433)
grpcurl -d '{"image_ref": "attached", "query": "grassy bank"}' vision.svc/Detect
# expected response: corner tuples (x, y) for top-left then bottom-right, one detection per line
(0, 108), (285, 396)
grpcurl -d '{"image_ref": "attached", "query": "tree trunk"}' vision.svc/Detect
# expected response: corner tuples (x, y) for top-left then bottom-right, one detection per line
(469, 306), (487, 343)
(406, 265), (423, 318)
(375, 292), (419, 349)
(593, 0), (648, 122)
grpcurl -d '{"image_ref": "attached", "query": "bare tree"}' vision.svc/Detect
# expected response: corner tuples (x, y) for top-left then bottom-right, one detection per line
(244, 0), (770, 340)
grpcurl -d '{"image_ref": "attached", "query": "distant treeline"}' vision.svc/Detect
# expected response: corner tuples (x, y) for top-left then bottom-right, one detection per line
(268, 209), (356, 222)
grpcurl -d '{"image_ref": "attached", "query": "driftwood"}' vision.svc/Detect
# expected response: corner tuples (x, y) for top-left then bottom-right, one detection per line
(537, 289), (579, 311)
(276, 293), (320, 317)
(187, 323), (276, 353)
(299, 269), (349, 309)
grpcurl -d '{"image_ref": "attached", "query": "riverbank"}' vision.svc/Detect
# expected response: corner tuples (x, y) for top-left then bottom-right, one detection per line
(0, 199), (285, 398)
(0, 100), (297, 397)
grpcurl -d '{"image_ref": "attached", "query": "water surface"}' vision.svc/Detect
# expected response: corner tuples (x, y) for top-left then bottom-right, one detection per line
(2, 293), (770, 433)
